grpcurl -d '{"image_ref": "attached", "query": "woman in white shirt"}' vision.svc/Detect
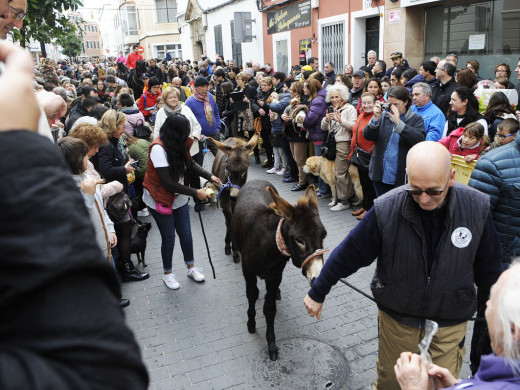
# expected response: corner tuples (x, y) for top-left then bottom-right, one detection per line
(143, 114), (220, 290)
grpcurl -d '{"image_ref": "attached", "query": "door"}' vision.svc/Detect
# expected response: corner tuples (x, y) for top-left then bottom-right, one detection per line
(365, 16), (379, 57)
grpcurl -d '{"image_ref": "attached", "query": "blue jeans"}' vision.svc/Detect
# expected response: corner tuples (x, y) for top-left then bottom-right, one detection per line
(313, 143), (331, 195)
(149, 203), (194, 272)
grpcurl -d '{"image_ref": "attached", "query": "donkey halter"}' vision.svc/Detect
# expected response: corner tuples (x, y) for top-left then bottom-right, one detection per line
(276, 217), (329, 268)
(217, 172), (241, 200)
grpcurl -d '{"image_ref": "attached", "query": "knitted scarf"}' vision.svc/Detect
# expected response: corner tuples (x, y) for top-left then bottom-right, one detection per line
(193, 89), (213, 126)
(164, 101), (183, 117)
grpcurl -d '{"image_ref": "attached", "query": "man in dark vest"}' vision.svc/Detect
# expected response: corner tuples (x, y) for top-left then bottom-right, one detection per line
(304, 141), (503, 390)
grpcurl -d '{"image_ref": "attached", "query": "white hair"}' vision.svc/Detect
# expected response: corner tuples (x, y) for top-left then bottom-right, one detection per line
(325, 83), (350, 103)
(367, 50), (377, 57)
(495, 259), (520, 376)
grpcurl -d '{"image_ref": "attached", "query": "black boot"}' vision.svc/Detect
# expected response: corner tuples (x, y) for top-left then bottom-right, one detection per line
(121, 263), (149, 282)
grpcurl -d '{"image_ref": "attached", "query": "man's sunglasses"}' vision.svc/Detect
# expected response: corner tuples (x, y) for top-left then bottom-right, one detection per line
(404, 173), (450, 196)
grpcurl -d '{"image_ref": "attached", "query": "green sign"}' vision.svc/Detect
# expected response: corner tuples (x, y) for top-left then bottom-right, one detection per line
(267, 0), (311, 35)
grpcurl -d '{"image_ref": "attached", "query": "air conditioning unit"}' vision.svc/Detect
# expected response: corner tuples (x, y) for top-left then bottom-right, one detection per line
(311, 0), (319, 9)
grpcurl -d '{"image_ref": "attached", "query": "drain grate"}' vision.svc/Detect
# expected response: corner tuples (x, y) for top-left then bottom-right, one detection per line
(253, 337), (349, 390)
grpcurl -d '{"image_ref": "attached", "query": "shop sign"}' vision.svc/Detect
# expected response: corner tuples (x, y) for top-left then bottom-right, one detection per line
(401, 0), (439, 7)
(389, 10), (400, 24)
(267, 0), (311, 35)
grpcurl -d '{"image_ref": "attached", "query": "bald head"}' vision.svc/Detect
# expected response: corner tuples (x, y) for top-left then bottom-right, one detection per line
(407, 141), (451, 176)
(172, 77), (182, 88)
(406, 142), (454, 211)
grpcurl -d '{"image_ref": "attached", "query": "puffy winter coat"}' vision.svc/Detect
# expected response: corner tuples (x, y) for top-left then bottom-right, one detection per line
(469, 132), (520, 263)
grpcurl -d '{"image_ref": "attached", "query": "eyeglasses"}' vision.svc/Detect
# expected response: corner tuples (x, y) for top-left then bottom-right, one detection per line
(405, 173), (450, 196)
(498, 133), (515, 140)
(9, 5), (26, 21)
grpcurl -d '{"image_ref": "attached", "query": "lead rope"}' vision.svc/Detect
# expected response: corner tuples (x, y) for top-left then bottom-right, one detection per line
(337, 278), (483, 322)
(195, 200), (216, 279)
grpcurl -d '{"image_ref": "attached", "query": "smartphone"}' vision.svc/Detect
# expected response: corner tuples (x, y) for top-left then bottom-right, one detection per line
(130, 161), (139, 169)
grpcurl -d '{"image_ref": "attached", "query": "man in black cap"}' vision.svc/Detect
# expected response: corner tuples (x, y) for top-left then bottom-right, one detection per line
(349, 70), (366, 108)
(385, 52), (410, 77)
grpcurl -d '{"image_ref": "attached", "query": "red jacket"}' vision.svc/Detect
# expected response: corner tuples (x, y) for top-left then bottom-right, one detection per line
(126, 52), (143, 70)
(349, 110), (376, 160)
(138, 90), (161, 118)
(438, 127), (484, 159)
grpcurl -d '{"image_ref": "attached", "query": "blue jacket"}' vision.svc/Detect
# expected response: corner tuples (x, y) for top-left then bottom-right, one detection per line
(303, 87), (327, 142)
(469, 132), (520, 263)
(412, 100), (446, 141)
(452, 354), (520, 389)
(184, 94), (221, 137)
(269, 91), (291, 135)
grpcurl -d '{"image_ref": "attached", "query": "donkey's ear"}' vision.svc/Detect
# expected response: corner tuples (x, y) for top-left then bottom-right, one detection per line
(246, 132), (260, 152)
(304, 184), (318, 207)
(208, 137), (232, 153)
(266, 186), (295, 220)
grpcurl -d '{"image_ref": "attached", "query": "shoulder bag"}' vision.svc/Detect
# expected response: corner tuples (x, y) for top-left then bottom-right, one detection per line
(350, 121), (372, 170)
(105, 192), (133, 223)
(321, 121), (336, 161)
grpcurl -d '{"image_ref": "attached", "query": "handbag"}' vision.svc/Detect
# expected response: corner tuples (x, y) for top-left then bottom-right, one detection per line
(350, 121), (372, 169)
(132, 119), (152, 140)
(155, 201), (173, 215)
(321, 128), (336, 161)
(350, 146), (372, 169)
(105, 192), (133, 222)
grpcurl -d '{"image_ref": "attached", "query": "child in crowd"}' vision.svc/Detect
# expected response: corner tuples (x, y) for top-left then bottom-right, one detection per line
(488, 118), (519, 150)
(438, 122), (488, 162)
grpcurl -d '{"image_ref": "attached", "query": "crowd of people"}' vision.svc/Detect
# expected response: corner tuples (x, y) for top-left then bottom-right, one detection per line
(1, 0), (519, 384)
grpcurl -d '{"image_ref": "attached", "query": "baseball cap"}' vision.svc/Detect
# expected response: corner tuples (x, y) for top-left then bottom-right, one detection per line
(390, 52), (403, 59)
(141, 73), (150, 79)
(353, 70), (366, 78)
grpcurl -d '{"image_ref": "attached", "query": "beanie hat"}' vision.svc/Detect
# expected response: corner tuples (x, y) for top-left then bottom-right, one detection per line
(148, 77), (161, 88)
(194, 76), (209, 87)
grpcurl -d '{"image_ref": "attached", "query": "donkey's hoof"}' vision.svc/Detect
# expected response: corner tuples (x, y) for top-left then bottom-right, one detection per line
(268, 349), (279, 361)
(225, 246), (231, 255)
(233, 254), (240, 263)
(247, 323), (256, 334)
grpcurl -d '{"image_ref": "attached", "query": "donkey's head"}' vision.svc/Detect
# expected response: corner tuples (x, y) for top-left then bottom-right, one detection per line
(267, 185), (327, 286)
(210, 133), (259, 198)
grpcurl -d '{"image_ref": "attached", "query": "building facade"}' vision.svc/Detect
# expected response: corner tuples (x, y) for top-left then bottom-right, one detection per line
(67, 11), (103, 58)
(260, 0), (385, 76)
(386, 0), (520, 80)
(97, 0), (181, 60)
(178, 0), (264, 66)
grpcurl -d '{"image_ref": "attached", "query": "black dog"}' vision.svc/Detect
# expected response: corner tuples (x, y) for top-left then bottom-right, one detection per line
(131, 222), (152, 267)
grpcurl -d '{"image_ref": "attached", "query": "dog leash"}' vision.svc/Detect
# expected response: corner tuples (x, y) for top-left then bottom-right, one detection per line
(195, 199), (216, 279)
(337, 278), (483, 322)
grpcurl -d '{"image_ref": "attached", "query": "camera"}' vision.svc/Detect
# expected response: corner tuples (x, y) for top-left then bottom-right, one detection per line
(381, 103), (391, 111)
(130, 161), (139, 169)
(327, 106), (334, 114)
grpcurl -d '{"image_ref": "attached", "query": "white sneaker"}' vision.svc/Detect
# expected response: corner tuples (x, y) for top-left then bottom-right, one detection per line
(276, 168), (287, 176)
(187, 267), (205, 282)
(330, 203), (350, 211)
(163, 274), (180, 290)
(137, 208), (149, 217)
(266, 167), (279, 174)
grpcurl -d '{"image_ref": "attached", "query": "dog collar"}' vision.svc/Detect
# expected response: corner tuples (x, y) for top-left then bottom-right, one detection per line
(276, 218), (291, 257)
